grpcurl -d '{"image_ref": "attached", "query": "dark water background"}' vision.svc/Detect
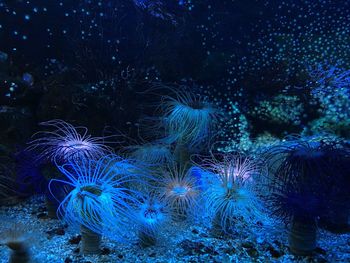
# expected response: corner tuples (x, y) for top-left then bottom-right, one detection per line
(0, 0), (349, 148)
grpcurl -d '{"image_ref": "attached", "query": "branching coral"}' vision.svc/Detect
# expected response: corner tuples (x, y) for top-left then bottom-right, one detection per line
(50, 155), (147, 252)
(193, 154), (268, 236)
(27, 120), (114, 163)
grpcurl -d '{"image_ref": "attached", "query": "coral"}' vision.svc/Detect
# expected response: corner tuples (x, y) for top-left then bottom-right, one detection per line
(50, 155), (146, 241)
(27, 120), (114, 163)
(250, 95), (304, 126)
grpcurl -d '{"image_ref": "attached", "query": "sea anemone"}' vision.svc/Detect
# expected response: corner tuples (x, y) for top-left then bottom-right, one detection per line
(193, 154), (267, 236)
(161, 90), (220, 150)
(159, 163), (201, 221)
(125, 141), (173, 166)
(27, 119), (114, 163)
(50, 155), (146, 254)
(263, 138), (350, 255)
(134, 194), (169, 247)
(0, 222), (34, 263)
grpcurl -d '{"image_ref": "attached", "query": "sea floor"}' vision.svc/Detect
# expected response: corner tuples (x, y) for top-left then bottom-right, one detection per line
(0, 197), (349, 263)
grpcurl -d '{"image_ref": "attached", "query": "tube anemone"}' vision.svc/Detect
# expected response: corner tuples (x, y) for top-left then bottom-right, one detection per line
(27, 120), (114, 163)
(159, 163), (201, 221)
(161, 90), (220, 150)
(264, 138), (350, 255)
(125, 142), (173, 166)
(134, 194), (169, 247)
(193, 155), (268, 236)
(0, 222), (34, 263)
(49, 155), (146, 253)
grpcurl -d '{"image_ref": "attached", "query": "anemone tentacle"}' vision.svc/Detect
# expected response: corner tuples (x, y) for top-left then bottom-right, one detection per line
(27, 120), (115, 163)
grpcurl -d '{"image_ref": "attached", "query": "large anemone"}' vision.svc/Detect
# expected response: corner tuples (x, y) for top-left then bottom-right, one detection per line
(27, 120), (114, 163)
(263, 138), (350, 255)
(193, 154), (268, 236)
(50, 155), (146, 254)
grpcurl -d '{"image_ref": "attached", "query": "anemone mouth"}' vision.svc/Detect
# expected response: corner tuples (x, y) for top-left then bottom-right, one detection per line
(143, 208), (160, 224)
(171, 184), (190, 197)
(80, 185), (103, 196)
(60, 140), (92, 150)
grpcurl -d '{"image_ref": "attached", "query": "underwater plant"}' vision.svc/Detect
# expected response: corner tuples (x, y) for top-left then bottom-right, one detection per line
(159, 163), (201, 221)
(27, 119), (114, 163)
(193, 154), (268, 236)
(134, 194), (169, 248)
(50, 155), (146, 254)
(264, 138), (350, 255)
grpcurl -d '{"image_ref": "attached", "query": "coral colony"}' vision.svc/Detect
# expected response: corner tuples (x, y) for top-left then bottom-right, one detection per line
(0, 0), (350, 262)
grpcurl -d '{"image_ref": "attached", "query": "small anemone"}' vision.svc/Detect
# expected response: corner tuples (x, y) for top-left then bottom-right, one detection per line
(160, 90), (220, 149)
(159, 163), (201, 221)
(27, 119), (114, 163)
(134, 194), (169, 247)
(125, 142), (173, 165)
(0, 222), (35, 263)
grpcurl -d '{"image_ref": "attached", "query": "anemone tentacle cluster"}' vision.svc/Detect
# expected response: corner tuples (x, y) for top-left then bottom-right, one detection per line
(27, 120), (114, 163)
(50, 155), (146, 241)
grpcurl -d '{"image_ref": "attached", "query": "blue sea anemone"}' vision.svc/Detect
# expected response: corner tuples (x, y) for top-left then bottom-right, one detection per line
(161, 90), (220, 149)
(125, 141), (173, 166)
(49, 155), (146, 242)
(159, 163), (201, 221)
(27, 120), (114, 163)
(134, 194), (169, 247)
(194, 154), (268, 235)
(263, 137), (350, 255)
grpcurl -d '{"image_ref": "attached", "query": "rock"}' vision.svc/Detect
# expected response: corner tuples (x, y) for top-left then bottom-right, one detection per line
(191, 228), (199, 234)
(267, 244), (283, 258)
(180, 239), (218, 256)
(37, 212), (48, 219)
(46, 227), (65, 236)
(69, 235), (81, 245)
(101, 247), (111, 255)
(314, 247), (327, 255)
(242, 241), (259, 258)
